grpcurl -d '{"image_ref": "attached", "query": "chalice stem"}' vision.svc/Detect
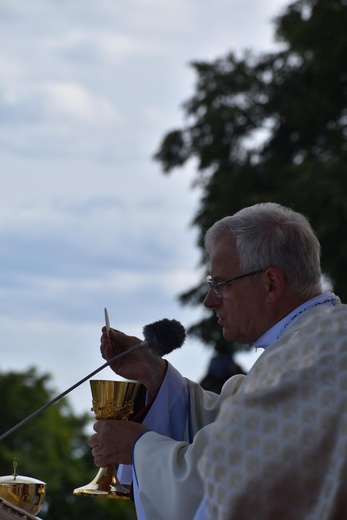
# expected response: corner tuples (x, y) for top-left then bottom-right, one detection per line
(94, 464), (129, 495)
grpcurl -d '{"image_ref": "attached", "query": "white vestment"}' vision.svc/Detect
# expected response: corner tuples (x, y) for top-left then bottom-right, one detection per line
(132, 366), (244, 519)
(132, 299), (347, 520)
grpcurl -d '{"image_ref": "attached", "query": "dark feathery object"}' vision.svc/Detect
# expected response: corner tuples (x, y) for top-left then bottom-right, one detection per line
(143, 319), (186, 356)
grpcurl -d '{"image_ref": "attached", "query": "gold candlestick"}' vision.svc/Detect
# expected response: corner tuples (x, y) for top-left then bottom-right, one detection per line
(73, 379), (140, 499)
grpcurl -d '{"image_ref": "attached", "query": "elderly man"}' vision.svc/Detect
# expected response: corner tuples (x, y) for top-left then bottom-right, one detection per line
(88, 202), (347, 520)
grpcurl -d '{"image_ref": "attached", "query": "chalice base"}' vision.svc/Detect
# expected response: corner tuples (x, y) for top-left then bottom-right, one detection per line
(73, 465), (130, 499)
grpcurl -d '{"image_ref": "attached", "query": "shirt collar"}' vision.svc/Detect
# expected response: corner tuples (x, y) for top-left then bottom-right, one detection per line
(254, 292), (340, 351)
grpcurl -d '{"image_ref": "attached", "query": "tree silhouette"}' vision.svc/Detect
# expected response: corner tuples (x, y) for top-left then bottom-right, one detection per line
(155, 0), (347, 363)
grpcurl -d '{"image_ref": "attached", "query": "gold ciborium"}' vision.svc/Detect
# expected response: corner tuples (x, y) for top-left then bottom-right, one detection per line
(0, 459), (46, 517)
(73, 379), (140, 499)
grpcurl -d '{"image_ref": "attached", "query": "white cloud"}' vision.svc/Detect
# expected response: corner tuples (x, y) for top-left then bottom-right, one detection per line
(43, 82), (119, 122)
(0, 54), (20, 76)
(0, 81), (119, 124)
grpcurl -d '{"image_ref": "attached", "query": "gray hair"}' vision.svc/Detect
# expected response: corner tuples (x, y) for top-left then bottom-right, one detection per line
(205, 202), (322, 299)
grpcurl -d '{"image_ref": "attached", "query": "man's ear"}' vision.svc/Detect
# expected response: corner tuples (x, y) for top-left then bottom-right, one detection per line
(264, 267), (285, 303)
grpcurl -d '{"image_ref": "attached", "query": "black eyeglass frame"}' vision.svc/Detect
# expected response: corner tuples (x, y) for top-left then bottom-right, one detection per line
(206, 269), (265, 299)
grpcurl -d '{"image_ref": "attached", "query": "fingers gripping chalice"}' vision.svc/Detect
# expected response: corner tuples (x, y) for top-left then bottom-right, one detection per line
(73, 379), (140, 499)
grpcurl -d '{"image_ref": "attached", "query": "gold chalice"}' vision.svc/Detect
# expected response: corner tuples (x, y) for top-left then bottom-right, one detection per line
(73, 379), (140, 499)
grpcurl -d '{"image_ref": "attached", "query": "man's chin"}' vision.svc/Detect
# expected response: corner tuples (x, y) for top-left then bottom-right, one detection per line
(222, 328), (233, 342)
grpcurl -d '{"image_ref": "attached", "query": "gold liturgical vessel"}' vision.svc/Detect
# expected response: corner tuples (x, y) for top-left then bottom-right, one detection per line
(0, 459), (46, 518)
(73, 379), (140, 499)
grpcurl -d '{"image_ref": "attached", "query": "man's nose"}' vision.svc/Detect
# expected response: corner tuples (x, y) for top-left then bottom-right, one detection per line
(203, 288), (220, 308)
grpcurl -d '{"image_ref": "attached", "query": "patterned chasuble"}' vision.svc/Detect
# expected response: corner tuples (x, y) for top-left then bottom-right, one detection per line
(198, 302), (347, 520)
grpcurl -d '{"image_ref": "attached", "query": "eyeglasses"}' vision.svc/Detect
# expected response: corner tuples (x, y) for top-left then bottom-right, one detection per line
(207, 269), (265, 299)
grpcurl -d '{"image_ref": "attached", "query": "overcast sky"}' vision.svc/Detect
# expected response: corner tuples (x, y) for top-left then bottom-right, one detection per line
(0, 0), (289, 419)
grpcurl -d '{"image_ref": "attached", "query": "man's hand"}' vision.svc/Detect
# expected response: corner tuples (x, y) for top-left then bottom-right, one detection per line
(88, 420), (149, 466)
(100, 327), (167, 397)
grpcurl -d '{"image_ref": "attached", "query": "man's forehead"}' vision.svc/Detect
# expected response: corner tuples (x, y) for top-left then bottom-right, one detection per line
(210, 236), (237, 256)
(209, 238), (239, 270)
